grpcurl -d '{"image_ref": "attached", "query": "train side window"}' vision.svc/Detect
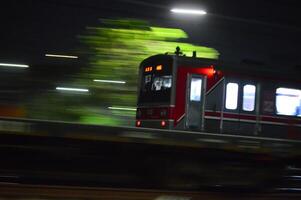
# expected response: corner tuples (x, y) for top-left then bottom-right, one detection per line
(276, 87), (301, 117)
(225, 83), (239, 110)
(243, 84), (256, 111)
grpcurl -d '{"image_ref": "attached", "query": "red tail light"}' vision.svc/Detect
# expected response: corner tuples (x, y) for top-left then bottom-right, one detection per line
(161, 120), (166, 127)
(136, 120), (141, 127)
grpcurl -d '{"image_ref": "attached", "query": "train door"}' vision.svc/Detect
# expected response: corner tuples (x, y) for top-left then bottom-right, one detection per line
(223, 80), (240, 134)
(185, 74), (206, 130)
(238, 82), (258, 135)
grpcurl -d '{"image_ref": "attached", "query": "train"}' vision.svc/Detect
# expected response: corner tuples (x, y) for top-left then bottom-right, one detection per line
(136, 47), (301, 140)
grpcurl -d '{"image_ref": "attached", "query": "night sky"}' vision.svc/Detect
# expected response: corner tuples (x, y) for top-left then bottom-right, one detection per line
(1, 0), (301, 66)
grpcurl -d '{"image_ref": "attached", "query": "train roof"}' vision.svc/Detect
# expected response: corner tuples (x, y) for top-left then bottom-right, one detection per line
(142, 54), (300, 82)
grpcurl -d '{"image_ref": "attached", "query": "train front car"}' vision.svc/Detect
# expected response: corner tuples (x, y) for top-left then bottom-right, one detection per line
(136, 52), (301, 140)
(136, 55), (174, 129)
(136, 53), (220, 130)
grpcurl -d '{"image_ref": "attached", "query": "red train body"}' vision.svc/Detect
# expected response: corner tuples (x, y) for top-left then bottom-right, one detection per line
(136, 53), (301, 140)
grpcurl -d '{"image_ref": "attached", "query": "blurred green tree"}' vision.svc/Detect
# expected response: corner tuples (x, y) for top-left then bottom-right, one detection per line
(28, 19), (219, 126)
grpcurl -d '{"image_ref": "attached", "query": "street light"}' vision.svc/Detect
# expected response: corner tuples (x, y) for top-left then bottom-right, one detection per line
(171, 8), (207, 15)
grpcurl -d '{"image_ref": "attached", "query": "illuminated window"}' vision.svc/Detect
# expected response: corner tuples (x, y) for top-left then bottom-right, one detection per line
(226, 83), (239, 110)
(243, 85), (256, 111)
(163, 76), (172, 88)
(190, 78), (202, 101)
(276, 88), (301, 117)
(151, 76), (172, 91)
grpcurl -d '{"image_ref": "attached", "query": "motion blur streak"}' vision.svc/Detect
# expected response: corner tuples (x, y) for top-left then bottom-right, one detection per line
(45, 54), (78, 59)
(108, 106), (137, 111)
(94, 79), (126, 84)
(0, 63), (29, 68)
(56, 87), (89, 92)
(27, 19), (218, 126)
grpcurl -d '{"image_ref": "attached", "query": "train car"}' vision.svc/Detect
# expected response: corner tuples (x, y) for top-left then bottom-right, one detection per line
(136, 47), (301, 140)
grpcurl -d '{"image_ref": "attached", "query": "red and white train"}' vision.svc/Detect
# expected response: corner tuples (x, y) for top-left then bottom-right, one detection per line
(136, 48), (301, 140)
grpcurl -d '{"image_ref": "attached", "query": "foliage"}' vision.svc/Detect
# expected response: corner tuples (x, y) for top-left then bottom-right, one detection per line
(28, 19), (219, 126)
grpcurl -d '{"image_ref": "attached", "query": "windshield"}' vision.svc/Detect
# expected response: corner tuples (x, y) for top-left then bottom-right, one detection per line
(138, 57), (173, 105)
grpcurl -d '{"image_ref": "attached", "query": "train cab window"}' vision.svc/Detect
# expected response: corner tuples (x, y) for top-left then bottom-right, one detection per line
(276, 87), (301, 117)
(138, 56), (173, 104)
(225, 83), (239, 110)
(243, 85), (256, 111)
(151, 76), (172, 91)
